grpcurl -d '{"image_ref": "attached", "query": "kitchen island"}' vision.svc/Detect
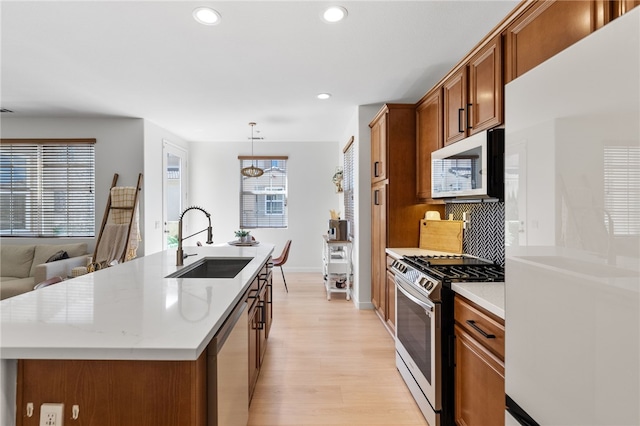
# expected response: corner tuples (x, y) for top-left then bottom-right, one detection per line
(0, 243), (274, 426)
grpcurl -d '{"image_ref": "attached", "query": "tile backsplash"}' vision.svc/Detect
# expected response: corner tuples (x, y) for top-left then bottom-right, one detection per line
(446, 202), (504, 265)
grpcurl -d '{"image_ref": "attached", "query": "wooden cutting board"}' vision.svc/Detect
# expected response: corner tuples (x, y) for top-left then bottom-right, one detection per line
(419, 220), (463, 254)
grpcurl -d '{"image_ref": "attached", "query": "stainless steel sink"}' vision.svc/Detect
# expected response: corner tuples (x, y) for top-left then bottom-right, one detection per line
(166, 257), (253, 279)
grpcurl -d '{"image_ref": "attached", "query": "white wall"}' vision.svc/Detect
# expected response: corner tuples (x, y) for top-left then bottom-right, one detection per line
(0, 117), (144, 254)
(187, 140), (341, 272)
(142, 120), (189, 255)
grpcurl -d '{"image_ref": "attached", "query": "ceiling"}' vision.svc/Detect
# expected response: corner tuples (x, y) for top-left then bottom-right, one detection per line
(1, 1), (519, 143)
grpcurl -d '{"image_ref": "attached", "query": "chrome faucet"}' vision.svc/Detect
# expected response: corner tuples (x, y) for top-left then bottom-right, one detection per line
(176, 206), (213, 266)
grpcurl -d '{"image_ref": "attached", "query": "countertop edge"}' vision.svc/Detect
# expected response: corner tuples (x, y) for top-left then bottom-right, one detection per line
(452, 282), (505, 320)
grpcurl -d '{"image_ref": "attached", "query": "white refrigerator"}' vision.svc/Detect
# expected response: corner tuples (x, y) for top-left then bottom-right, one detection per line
(505, 8), (639, 426)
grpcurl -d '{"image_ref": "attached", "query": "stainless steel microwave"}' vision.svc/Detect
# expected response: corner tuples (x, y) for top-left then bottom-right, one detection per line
(431, 128), (504, 200)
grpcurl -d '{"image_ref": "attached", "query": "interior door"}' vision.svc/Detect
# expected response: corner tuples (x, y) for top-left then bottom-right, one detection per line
(163, 141), (187, 250)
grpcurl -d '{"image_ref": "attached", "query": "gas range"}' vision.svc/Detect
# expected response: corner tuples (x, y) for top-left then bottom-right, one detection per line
(391, 255), (504, 301)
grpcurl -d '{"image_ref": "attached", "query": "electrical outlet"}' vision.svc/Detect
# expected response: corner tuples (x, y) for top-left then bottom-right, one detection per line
(40, 403), (64, 426)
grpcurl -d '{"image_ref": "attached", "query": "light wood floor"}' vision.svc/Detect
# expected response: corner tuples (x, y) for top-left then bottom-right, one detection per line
(248, 272), (428, 426)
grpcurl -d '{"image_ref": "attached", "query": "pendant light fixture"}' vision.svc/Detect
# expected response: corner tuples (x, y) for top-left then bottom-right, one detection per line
(241, 122), (264, 178)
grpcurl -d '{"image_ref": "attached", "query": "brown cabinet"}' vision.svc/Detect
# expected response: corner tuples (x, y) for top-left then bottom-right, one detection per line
(371, 181), (386, 314)
(416, 87), (443, 202)
(370, 104), (426, 332)
(454, 295), (505, 426)
(505, 0), (608, 83)
(248, 260), (272, 400)
(612, 0), (640, 18)
(443, 68), (466, 145)
(17, 358), (207, 426)
(443, 34), (503, 145)
(385, 257), (396, 334)
(371, 113), (387, 183)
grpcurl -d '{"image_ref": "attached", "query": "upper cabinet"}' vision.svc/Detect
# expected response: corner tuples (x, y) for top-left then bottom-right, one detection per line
(612, 0), (640, 18)
(371, 113), (387, 183)
(416, 87), (443, 202)
(443, 68), (466, 145)
(443, 34), (503, 145)
(505, 0), (609, 83)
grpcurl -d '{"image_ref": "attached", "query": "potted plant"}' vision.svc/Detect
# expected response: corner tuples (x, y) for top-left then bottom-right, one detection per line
(235, 229), (251, 243)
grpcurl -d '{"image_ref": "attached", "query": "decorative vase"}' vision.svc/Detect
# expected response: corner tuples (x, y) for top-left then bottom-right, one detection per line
(240, 235), (250, 243)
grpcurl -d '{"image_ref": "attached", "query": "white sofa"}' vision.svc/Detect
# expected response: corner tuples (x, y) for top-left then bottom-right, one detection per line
(0, 243), (89, 300)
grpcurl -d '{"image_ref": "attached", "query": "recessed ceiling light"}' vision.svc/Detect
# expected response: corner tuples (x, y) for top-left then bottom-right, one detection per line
(322, 6), (348, 23)
(193, 7), (221, 25)
(317, 93), (332, 100)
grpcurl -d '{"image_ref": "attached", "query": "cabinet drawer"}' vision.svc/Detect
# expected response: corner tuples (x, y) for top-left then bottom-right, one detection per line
(454, 296), (504, 360)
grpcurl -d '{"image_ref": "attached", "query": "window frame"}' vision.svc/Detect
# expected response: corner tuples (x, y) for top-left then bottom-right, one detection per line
(238, 156), (288, 229)
(0, 138), (96, 238)
(343, 136), (355, 239)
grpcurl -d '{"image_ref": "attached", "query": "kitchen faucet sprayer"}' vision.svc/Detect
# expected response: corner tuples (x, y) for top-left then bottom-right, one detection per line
(176, 206), (213, 266)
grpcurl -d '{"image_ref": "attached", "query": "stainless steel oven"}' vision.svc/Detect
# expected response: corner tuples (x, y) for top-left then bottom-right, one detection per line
(392, 255), (505, 426)
(395, 271), (442, 426)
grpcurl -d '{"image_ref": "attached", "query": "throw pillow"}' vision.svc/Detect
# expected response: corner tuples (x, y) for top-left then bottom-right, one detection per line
(46, 250), (69, 263)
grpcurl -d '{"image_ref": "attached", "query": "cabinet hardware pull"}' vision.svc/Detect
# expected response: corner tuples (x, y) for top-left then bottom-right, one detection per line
(256, 301), (265, 330)
(466, 103), (473, 129)
(458, 108), (465, 133)
(466, 320), (495, 338)
(374, 190), (380, 205)
(374, 161), (380, 177)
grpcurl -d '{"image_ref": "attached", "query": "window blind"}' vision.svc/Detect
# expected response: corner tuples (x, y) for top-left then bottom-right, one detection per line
(343, 137), (355, 238)
(604, 144), (640, 236)
(0, 140), (96, 237)
(239, 157), (288, 229)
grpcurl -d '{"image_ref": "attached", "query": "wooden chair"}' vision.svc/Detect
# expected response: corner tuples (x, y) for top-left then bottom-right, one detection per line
(272, 240), (292, 292)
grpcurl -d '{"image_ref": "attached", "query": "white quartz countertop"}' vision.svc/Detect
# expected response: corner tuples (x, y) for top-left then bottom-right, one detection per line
(452, 282), (505, 319)
(387, 247), (505, 319)
(0, 244), (274, 361)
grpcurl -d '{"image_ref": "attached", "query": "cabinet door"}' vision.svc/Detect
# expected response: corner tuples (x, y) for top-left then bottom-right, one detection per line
(454, 324), (505, 426)
(248, 305), (260, 399)
(468, 34), (503, 134)
(17, 358), (207, 426)
(416, 88), (442, 201)
(370, 113), (387, 182)
(505, 0), (608, 83)
(258, 285), (268, 365)
(371, 181), (387, 313)
(612, 0), (640, 18)
(443, 67), (467, 145)
(385, 269), (396, 333)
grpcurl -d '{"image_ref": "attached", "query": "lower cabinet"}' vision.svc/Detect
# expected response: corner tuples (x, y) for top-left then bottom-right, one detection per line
(17, 357), (207, 426)
(248, 260), (273, 401)
(384, 256), (396, 335)
(454, 295), (505, 426)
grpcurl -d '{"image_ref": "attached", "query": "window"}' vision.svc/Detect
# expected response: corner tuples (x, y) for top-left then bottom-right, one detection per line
(239, 157), (288, 228)
(0, 139), (96, 237)
(604, 143), (640, 236)
(343, 137), (355, 238)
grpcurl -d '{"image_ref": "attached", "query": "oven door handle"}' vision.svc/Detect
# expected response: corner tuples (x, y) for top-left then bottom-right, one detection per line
(396, 280), (434, 312)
